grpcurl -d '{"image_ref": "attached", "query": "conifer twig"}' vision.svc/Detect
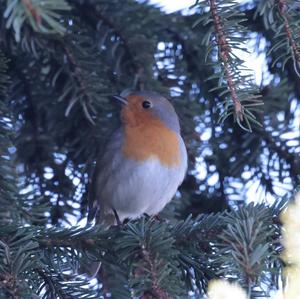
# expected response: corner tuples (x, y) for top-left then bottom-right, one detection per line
(277, 0), (300, 77)
(0, 240), (20, 299)
(208, 0), (243, 121)
(140, 249), (172, 299)
(21, 0), (41, 25)
(278, 0), (300, 60)
(62, 43), (96, 125)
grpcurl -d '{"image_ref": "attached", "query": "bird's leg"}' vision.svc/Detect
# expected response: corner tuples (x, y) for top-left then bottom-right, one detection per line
(112, 208), (122, 225)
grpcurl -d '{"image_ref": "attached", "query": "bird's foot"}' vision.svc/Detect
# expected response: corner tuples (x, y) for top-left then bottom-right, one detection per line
(112, 208), (122, 225)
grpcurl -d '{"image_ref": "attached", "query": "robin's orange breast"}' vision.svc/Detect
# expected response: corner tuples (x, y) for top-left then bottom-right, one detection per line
(121, 111), (181, 167)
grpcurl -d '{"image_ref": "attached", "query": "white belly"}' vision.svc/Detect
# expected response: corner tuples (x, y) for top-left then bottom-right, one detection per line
(101, 153), (187, 221)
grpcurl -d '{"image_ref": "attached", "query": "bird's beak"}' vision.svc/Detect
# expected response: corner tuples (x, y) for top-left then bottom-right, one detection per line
(112, 95), (128, 105)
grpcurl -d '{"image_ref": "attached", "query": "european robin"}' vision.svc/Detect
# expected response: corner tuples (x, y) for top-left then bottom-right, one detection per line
(88, 91), (187, 225)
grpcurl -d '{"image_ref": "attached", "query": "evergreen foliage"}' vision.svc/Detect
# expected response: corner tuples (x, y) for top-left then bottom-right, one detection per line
(0, 0), (299, 298)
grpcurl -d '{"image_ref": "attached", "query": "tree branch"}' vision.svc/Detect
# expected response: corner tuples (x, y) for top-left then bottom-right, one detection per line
(254, 128), (300, 185)
(277, 0), (300, 62)
(208, 0), (243, 120)
(70, 2), (143, 87)
(61, 42), (95, 125)
(0, 240), (21, 299)
(21, 0), (41, 25)
(140, 249), (172, 299)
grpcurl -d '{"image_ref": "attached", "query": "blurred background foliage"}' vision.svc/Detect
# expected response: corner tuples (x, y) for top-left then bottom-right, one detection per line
(0, 0), (299, 298)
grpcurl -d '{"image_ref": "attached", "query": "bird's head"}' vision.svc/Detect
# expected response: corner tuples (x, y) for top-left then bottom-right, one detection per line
(113, 91), (180, 133)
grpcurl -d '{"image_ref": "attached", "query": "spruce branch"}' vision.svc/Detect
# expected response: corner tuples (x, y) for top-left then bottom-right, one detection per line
(256, 0), (300, 77)
(36, 268), (99, 299)
(53, 21), (115, 127)
(0, 99), (49, 224)
(95, 11), (138, 72)
(194, 0), (263, 132)
(254, 127), (300, 185)
(277, 0), (300, 77)
(140, 249), (172, 299)
(0, 51), (10, 97)
(0, 233), (41, 299)
(71, 1), (147, 89)
(21, 0), (41, 25)
(93, 13), (146, 90)
(215, 203), (283, 295)
(0, 240), (21, 299)
(62, 42), (96, 125)
(4, 0), (70, 42)
(208, 0), (243, 120)
(0, 198), (287, 298)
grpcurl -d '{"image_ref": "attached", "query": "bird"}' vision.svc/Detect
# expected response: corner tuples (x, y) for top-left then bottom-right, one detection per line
(88, 90), (187, 226)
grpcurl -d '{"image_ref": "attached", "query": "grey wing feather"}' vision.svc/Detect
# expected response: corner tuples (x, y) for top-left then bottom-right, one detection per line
(87, 129), (123, 222)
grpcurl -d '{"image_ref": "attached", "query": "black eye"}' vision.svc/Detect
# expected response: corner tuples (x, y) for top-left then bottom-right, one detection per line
(142, 100), (152, 109)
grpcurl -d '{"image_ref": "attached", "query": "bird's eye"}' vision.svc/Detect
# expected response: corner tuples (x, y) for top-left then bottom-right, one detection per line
(142, 100), (152, 109)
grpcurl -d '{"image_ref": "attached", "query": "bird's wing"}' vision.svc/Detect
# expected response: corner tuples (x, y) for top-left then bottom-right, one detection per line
(87, 129), (124, 223)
